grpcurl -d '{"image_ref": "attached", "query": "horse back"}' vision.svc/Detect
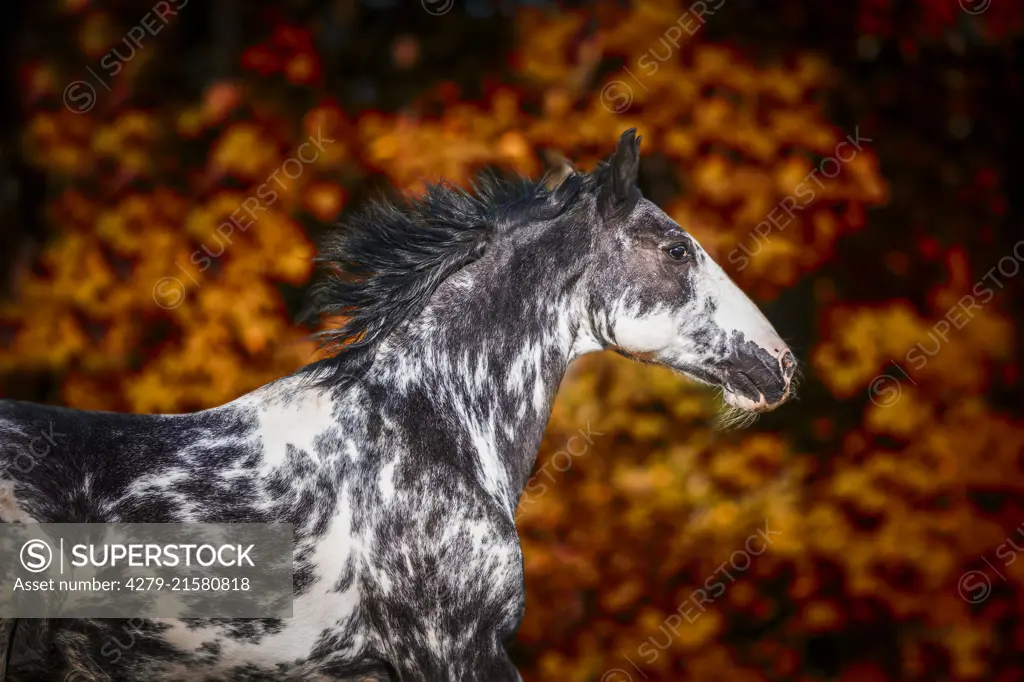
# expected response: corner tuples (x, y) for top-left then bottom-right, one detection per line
(0, 399), (252, 524)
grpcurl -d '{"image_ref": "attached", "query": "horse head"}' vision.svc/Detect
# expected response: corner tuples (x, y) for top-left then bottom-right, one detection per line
(575, 129), (797, 414)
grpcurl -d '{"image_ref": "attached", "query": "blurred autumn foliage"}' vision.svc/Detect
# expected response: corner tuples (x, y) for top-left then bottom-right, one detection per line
(1, 0), (1023, 680)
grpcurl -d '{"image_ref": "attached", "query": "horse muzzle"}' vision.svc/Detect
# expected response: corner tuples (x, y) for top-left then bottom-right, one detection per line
(721, 348), (797, 412)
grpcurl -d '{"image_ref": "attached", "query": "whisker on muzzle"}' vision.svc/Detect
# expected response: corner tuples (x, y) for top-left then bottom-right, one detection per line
(712, 401), (761, 431)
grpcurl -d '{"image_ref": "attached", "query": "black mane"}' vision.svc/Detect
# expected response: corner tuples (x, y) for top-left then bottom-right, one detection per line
(301, 169), (595, 388)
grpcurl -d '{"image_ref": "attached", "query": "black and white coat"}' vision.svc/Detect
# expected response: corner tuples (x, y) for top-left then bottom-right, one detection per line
(0, 131), (795, 681)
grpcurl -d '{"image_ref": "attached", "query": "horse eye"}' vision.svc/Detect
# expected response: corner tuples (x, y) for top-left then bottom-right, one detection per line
(666, 243), (690, 260)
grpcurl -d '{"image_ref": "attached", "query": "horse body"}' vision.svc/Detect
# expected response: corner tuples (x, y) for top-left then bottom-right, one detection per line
(1, 130), (796, 681)
(1, 214), (584, 681)
(1, 326), (559, 679)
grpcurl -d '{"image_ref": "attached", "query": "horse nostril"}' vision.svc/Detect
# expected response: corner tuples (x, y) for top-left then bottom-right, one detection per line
(779, 350), (796, 380)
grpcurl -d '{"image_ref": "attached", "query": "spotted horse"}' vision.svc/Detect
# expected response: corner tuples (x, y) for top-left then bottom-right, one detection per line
(0, 130), (796, 681)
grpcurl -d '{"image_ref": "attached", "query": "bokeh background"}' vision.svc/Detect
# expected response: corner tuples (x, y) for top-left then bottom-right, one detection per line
(2, 0), (1024, 680)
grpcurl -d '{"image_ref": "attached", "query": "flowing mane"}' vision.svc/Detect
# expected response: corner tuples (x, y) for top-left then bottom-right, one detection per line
(301, 169), (591, 387)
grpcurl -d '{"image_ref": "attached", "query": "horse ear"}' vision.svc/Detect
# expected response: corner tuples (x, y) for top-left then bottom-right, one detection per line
(609, 128), (641, 203)
(542, 150), (576, 191)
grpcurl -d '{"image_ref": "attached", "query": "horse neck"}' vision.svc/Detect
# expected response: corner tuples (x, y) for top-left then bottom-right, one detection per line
(369, 253), (596, 516)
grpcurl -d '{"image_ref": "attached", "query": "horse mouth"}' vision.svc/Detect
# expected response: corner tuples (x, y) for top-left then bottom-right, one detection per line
(721, 372), (794, 412)
(721, 386), (772, 412)
(671, 363), (792, 413)
(621, 352), (795, 414)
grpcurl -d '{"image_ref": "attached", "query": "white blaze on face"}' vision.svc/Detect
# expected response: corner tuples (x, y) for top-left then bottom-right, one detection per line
(690, 245), (795, 410)
(605, 252), (786, 364)
(697, 251), (788, 360)
(603, 241), (793, 411)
